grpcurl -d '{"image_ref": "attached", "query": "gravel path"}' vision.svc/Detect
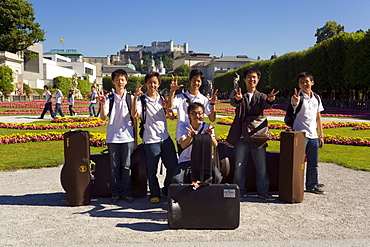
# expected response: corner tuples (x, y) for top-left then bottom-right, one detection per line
(0, 162), (369, 246)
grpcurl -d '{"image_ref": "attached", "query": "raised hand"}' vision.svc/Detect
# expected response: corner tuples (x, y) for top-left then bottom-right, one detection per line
(234, 88), (243, 101)
(96, 89), (106, 104)
(208, 89), (218, 104)
(292, 88), (302, 106)
(185, 124), (197, 137)
(267, 89), (279, 102)
(134, 85), (144, 98)
(204, 125), (215, 135)
(170, 75), (183, 92)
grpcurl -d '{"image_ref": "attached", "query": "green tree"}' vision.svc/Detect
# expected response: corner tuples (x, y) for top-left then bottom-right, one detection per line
(0, 0), (45, 53)
(315, 21), (344, 44)
(174, 64), (191, 76)
(0, 65), (14, 92)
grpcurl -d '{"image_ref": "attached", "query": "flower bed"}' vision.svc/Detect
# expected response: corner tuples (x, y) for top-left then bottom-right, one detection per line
(0, 131), (106, 146)
(0, 118), (107, 130)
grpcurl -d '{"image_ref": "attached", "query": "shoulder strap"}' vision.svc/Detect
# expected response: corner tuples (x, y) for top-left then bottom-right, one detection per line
(139, 95), (147, 124)
(294, 92), (304, 116)
(108, 94), (114, 117)
(182, 93), (191, 105)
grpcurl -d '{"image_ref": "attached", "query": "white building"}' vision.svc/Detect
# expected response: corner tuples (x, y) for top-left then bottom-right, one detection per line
(43, 52), (96, 84)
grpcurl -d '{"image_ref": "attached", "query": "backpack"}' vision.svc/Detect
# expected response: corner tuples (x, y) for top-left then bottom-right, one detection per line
(284, 92), (320, 128)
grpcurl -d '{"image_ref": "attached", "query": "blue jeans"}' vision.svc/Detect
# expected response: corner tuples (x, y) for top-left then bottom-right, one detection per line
(89, 103), (96, 117)
(305, 138), (319, 190)
(144, 137), (178, 197)
(108, 142), (134, 197)
(233, 138), (269, 195)
(54, 103), (64, 117)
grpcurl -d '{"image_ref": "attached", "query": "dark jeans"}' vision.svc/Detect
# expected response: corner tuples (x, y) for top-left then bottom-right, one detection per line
(69, 105), (75, 116)
(108, 142), (134, 197)
(53, 103), (65, 117)
(305, 138), (319, 190)
(40, 102), (53, 118)
(144, 137), (178, 197)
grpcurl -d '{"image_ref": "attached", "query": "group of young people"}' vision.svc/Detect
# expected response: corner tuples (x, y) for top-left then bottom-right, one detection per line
(39, 84), (102, 119)
(95, 66), (325, 204)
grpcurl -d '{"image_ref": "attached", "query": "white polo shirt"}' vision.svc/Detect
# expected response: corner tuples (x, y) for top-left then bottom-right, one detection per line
(105, 92), (134, 143)
(292, 91), (324, 139)
(173, 91), (211, 140)
(177, 122), (215, 163)
(55, 89), (63, 104)
(136, 93), (170, 144)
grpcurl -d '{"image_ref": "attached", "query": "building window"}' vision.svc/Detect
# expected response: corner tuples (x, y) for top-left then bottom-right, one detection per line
(85, 67), (93, 75)
(23, 51), (39, 73)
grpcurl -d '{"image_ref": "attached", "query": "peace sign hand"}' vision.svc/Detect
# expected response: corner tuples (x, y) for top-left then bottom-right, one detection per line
(134, 85), (144, 98)
(185, 124), (197, 137)
(204, 125), (215, 135)
(208, 89), (218, 104)
(267, 89), (279, 103)
(97, 89), (106, 104)
(170, 75), (183, 92)
(234, 88), (243, 101)
(292, 88), (302, 106)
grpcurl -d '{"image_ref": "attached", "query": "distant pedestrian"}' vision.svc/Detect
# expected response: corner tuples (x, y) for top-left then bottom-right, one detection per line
(68, 89), (77, 116)
(52, 85), (65, 118)
(38, 85), (53, 119)
(89, 86), (97, 117)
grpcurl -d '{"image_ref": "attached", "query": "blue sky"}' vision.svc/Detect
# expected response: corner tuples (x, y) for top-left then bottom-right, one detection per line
(30, 0), (370, 60)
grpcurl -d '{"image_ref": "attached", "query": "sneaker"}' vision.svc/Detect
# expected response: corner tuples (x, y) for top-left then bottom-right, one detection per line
(122, 196), (134, 203)
(258, 194), (276, 201)
(150, 197), (160, 203)
(111, 196), (120, 203)
(305, 188), (325, 195)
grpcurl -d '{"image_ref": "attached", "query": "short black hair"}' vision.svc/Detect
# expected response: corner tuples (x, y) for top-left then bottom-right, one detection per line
(53, 85), (58, 89)
(187, 102), (205, 114)
(298, 72), (314, 82)
(44, 85), (48, 90)
(189, 69), (204, 82)
(243, 66), (261, 79)
(145, 72), (161, 84)
(111, 69), (128, 81)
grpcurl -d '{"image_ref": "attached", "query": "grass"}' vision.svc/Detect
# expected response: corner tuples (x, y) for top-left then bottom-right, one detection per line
(0, 112), (369, 172)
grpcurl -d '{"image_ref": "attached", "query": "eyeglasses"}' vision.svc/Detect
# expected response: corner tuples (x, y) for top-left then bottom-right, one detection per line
(190, 112), (204, 117)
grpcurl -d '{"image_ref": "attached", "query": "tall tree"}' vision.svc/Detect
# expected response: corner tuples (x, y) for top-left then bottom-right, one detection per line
(315, 21), (344, 44)
(0, 0), (45, 53)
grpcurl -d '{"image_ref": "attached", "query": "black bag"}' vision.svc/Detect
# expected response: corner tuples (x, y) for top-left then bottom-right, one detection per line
(168, 183), (240, 229)
(90, 150), (111, 197)
(242, 115), (270, 143)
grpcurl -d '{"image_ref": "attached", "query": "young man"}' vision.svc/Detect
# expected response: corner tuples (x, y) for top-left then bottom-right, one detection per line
(291, 72), (325, 194)
(167, 69), (217, 154)
(52, 85), (65, 118)
(89, 86), (97, 117)
(173, 102), (219, 183)
(226, 67), (279, 201)
(97, 69), (135, 203)
(132, 72), (178, 203)
(38, 85), (53, 119)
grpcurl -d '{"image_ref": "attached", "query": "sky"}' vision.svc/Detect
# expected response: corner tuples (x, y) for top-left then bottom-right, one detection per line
(29, 0), (370, 60)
